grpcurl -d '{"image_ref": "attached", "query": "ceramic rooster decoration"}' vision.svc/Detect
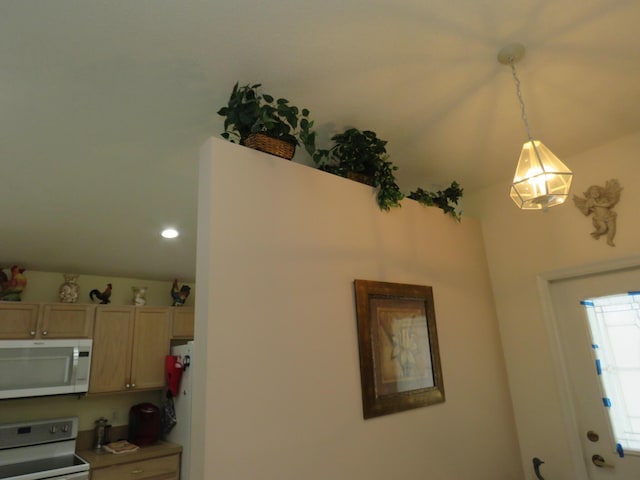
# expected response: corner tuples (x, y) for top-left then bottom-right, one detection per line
(0, 265), (27, 301)
(171, 279), (191, 306)
(89, 283), (112, 304)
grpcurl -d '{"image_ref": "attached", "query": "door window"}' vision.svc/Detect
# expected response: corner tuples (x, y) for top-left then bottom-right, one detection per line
(582, 292), (640, 454)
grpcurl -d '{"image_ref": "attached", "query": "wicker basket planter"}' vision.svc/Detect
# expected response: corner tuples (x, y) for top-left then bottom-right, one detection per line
(346, 170), (375, 186)
(244, 133), (296, 160)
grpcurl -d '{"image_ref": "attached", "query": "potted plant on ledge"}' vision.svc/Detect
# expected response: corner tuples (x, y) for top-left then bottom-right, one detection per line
(313, 128), (404, 211)
(217, 82), (317, 160)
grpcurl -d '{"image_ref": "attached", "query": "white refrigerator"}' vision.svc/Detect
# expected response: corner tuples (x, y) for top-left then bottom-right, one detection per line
(167, 341), (193, 480)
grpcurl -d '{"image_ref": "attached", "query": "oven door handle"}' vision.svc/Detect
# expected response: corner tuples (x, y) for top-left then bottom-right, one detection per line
(57, 472), (89, 480)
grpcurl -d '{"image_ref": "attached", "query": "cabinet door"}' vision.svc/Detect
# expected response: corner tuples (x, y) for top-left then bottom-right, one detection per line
(171, 307), (194, 339)
(39, 304), (95, 338)
(130, 308), (171, 390)
(89, 306), (135, 394)
(0, 302), (40, 339)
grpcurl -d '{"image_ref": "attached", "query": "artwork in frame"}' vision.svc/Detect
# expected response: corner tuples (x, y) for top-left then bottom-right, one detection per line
(353, 279), (445, 419)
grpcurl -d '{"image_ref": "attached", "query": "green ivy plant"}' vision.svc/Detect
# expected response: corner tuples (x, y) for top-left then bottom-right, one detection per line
(217, 83), (463, 218)
(217, 82), (317, 156)
(313, 128), (404, 211)
(408, 181), (463, 221)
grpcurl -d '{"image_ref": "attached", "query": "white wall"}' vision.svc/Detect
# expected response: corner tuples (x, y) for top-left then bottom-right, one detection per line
(0, 390), (160, 431)
(465, 131), (640, 479)
(191, 138), (523, 480)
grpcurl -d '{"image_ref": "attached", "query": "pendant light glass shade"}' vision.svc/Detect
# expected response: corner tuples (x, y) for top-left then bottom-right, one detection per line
(498, 43), (573, 210)
(509, 140), (573, 210)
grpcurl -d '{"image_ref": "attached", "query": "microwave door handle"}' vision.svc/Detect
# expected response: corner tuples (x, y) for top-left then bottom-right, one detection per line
(70, 345), (79, 384)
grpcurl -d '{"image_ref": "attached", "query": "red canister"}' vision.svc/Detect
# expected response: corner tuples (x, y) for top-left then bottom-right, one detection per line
(128, 402), (161, 446)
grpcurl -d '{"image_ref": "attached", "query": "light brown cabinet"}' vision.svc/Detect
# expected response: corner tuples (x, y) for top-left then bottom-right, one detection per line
(0, 302), (40, 339)
(39, 303), (95, 338)
(171, 307), (194, 339)
(89, 306), (171, 394)
(91, 453), (180, 480)
(78, 442), (182, 480)
(0, 302), (94, 339)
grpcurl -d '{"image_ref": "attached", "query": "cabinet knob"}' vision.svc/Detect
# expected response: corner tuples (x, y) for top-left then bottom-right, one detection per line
(41, 330), (48, 336)
(131, 383), (136, 388)
(30, 331), (36, 336)
(125, 383), (131, 388)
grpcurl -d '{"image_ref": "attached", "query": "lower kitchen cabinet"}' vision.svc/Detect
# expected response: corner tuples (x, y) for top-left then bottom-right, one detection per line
(89, 306), (172, 394)
(78, 442), (182, 480)
(91, 453), (180, 480)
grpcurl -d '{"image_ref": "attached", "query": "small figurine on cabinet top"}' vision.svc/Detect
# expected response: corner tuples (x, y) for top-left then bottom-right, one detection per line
(573, 179), (622, 247)
(59, 274), (80, 303)
(171, 279), (191, 306)
(132, 286), (147, 306)
(0, 265), (27, 301)
(89, 283), (112, 304)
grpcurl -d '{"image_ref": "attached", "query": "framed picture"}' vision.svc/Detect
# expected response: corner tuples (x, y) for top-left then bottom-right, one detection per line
(354, 279), (445, 418)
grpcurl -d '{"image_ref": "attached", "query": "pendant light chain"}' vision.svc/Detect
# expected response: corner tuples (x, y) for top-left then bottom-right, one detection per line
(509, 60), (533, 142)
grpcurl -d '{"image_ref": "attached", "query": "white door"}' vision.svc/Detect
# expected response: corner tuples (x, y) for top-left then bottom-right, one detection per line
(549, 265), (640, 479)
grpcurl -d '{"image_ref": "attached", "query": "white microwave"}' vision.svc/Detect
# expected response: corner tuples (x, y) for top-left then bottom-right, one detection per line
(0, 339), (92, 400)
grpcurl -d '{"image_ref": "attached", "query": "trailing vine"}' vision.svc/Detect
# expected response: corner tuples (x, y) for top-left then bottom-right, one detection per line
(408, 182), (463, 221)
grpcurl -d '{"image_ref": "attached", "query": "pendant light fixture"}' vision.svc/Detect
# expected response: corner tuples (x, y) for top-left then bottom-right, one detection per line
(498, 43), (573, 210)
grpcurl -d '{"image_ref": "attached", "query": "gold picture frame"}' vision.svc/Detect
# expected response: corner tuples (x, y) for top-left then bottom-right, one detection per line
(354, 279), (445, 418)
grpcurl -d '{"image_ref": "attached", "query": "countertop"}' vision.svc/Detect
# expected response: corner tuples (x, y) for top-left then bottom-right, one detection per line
(77, 441), (182, 469)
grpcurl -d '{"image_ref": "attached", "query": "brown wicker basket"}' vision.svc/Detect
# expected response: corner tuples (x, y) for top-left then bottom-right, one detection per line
(346, 170), (375, 186)
(244, 133), (296, 160)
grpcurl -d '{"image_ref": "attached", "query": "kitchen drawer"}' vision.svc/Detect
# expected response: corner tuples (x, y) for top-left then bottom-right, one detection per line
(91, 453), (179, 480)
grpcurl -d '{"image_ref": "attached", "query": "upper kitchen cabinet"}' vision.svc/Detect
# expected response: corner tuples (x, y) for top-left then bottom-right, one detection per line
(89, 306), (171, 394)
(171, 307), (194, 339)
(131, 308), (172, 390)
(88, 306), (134, 394)
(0, 302), (40, 339)
(39, 304), (95, 338)
(0, 302), (94, 339)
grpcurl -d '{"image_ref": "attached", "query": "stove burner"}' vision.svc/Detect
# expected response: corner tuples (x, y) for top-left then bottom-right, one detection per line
(0, 454), (87, 479)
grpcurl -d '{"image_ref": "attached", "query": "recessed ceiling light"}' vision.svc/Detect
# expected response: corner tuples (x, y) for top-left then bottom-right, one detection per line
(161, 228), (179, 239)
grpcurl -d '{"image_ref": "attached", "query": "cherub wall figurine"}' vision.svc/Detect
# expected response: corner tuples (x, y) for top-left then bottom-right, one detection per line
(171, 279), (191, 306)
(573, 179), (622, 247)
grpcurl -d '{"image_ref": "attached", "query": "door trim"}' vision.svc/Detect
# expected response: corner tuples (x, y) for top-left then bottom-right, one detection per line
(536, 254), (640, 479)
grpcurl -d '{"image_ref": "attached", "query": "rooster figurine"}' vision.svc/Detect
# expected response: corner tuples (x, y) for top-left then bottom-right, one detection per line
(171, 279), (191, 306)
(0, 265), (27, 301)
(89, 283), (112, 304)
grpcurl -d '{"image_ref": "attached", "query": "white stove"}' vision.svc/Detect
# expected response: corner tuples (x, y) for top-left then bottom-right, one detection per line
(0, 417), (89, 480)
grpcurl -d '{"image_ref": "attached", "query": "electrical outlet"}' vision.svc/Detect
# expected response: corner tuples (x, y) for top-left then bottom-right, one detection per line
(110, 409), (119, 424)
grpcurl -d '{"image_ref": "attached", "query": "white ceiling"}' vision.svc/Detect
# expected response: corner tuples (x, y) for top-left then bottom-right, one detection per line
(1, 0), (639, 283)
